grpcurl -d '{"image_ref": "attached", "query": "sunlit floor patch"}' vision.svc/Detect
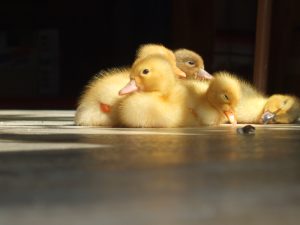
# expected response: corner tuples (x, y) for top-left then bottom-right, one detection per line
(0, 141), (110, 152)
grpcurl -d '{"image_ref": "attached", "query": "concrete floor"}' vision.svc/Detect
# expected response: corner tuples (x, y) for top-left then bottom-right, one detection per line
(0, 110), (300, 225)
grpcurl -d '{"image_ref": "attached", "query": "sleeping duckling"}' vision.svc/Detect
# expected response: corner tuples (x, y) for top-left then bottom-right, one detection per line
(261, 94), (300, 124)
(174, 48), (213, 80)
(75, 43), (185, 126)
(207, 71), (272, 125)
(118, 54), (196, 128)
(180, 72), (240, 126)
(204, 72), (241, 125)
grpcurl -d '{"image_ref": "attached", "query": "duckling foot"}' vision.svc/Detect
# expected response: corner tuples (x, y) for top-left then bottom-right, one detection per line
(100, 102), (111, 113)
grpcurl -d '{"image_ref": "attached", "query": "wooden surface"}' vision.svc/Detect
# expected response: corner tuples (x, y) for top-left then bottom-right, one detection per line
(0, 110), (300, 225)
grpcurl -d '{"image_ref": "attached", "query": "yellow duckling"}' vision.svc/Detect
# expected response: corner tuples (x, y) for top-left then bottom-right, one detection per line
(75, 43), (186, 126)
(74, 68), (129, 126)
(261, 94), (300, 124)
(118, 54), (196, 128)
(205, 72), (241, 125)
(183, 72), (240, 126)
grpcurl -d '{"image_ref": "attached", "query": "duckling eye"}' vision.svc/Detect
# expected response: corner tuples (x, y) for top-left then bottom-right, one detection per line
(223, 94), (230, 102)
(142, 69), (149, 75)
(186, 61), (195, 67)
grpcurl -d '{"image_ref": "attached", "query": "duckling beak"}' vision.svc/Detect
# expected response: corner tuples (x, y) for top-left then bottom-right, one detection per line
(224, 110), (237, 126)
(119, 79), (138, 95)
(261, 111), (275, 124)
(197, 69), (213, 80)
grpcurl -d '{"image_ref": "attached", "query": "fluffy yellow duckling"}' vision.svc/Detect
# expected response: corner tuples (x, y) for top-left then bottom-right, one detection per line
(74, 68), (129, 126)
(205, 72), (241, 125)
(174, 48), (213, 80)
(233, 79), (268, 124)
(261, 94), (300, 124)
(118, 54), (197, 128)
(180, 72), (240, 126)
(75, 43), (186, 126)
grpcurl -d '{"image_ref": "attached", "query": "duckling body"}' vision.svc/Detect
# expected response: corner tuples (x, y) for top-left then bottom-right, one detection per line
(180, 72), (240, 126)
(118, 55), (197, 128)
(262, 94), (300, 123)
(180, 79), (215, 125)
(235, 79), (268, 123)
(75, 68), (129, 126)
(119, 85), (196, 127)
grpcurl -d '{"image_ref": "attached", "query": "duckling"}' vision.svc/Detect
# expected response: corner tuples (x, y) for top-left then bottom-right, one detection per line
(75, 43), (185, 126)
(204, 72), (241, 125)
(75, 68), (129, 126)
(261, 94), (300, 124)
(118, 54), (197, 128)
(174, 48), (213, 80)
(179, 72), (240, 126)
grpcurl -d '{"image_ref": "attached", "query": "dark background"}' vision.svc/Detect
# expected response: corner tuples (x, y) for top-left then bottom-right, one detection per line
(0, 0), (299, 109)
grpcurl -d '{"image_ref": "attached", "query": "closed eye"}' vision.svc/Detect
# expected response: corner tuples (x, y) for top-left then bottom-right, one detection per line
(223, 94), (230, 102)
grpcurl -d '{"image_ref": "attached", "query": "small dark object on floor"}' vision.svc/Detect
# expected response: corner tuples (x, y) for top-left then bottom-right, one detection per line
(237, 125), (256, 135)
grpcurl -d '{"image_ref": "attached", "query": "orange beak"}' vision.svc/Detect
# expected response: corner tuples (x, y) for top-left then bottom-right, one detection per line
(224, 110), (237, 126)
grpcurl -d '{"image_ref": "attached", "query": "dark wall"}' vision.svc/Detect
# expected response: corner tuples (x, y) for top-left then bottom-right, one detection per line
(0, 0), (174, 108)
(268, 0), (300, 96)
(1, 0), (299, 109)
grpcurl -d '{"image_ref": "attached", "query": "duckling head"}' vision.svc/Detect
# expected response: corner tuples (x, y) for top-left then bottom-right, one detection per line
(136, 44), (186, 78)
(262, 94), (300, 124)
(119, 55), (176, 96)
(206, 72), (241, 125)
(174, 48), (213, 80)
